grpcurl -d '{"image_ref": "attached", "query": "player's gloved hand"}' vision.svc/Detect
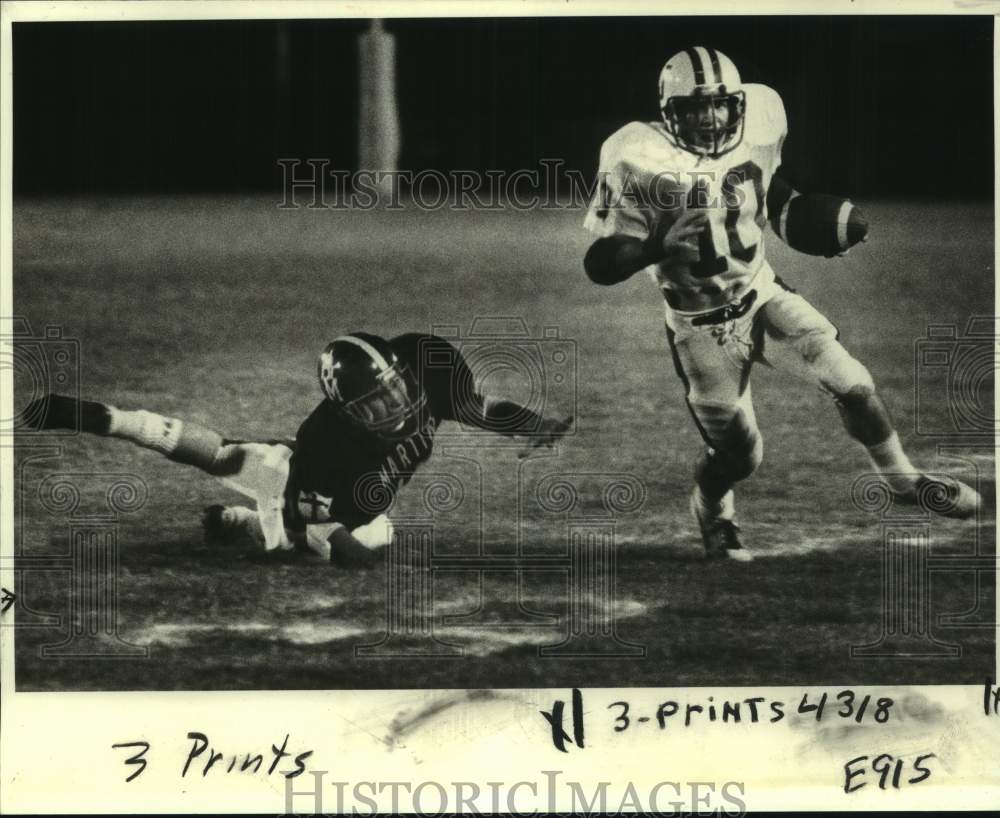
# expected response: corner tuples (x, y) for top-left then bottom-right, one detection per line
(517, 415), (573, 459)
(659, 208), (708, 266)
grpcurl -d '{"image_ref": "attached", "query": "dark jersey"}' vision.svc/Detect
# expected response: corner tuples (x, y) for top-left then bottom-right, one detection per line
(283, 333), (479, 531)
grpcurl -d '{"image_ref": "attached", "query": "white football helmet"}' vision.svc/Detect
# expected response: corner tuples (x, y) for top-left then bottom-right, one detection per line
(659, 47), (746, 158)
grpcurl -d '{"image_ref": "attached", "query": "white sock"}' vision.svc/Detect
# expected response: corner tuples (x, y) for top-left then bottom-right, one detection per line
(107, 408), (223, 470)
(866, 432), (918, 491)
(107, 408), (182, 456)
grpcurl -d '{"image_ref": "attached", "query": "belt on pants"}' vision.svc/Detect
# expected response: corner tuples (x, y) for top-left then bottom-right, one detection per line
(688, 289), (758, 326)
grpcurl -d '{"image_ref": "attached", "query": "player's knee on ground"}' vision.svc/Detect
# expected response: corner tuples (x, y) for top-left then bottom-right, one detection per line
(224, 505), (265, 545)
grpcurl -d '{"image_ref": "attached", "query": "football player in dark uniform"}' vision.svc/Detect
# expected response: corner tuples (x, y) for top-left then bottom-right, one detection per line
(23, 332), (572, 567)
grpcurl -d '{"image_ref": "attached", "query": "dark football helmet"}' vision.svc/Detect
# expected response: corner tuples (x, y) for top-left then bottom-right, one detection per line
(659, 47), (746, 159)
(318, 333), (426, 437)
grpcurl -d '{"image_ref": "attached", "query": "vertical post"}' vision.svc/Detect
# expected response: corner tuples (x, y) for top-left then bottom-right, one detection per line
(358, 18), (400, 199)
(274, 22), (291, 161)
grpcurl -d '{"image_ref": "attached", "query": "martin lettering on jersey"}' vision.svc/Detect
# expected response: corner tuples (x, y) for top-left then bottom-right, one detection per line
(285, 405), (439, 531)
(374, 414), (437, 490)
(283, 332), (476, 532)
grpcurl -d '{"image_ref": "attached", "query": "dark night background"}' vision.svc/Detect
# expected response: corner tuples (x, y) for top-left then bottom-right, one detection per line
(13, 16), (994, 196)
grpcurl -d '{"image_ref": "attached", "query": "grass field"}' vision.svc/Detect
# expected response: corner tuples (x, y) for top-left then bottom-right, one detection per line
(11, 195), (995, 690)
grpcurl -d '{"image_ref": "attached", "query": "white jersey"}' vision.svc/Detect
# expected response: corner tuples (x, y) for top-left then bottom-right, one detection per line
(584, 83), (787, 310)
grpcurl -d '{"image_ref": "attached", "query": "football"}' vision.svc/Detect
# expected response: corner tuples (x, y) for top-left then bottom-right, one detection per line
(777, 193), (869, 257)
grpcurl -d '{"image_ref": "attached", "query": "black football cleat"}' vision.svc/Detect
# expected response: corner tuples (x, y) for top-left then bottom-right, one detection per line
(690, 489), (754, 562)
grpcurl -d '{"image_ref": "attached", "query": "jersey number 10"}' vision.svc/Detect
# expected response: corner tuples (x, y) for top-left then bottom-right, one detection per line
(686, 160), (766, 278)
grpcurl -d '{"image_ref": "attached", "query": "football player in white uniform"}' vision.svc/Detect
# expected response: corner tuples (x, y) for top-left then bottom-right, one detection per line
(583, 47), (980, 560)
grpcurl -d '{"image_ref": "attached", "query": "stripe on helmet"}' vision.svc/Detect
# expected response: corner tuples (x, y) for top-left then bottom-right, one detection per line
(339, 334), (391, 370)
(684, 47), (706, 85)
(719, 52), (740, 87)
(704, 47), (723, 84)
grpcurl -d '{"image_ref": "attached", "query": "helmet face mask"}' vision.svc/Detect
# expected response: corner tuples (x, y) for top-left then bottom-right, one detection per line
(339, 365), (423, 436)
(318, 334), (427, 439)
(659, 47), (747, 159)
(663, 89), (746, 158)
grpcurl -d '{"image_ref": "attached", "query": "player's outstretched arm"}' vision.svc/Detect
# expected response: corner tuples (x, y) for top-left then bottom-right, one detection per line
(413, 334), (572, 451)
(296, 517), (392, 569)
(469, 395), (573, 455)
(206, 506), (389, 568)
(326, 526), (383, 569)
(584, 210), (707, 284)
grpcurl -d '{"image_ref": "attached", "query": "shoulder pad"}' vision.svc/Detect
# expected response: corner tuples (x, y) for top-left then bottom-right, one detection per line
(743, 83), (786, 147)
(599, 121), (667, 166)
(597, 121), (693, 180)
